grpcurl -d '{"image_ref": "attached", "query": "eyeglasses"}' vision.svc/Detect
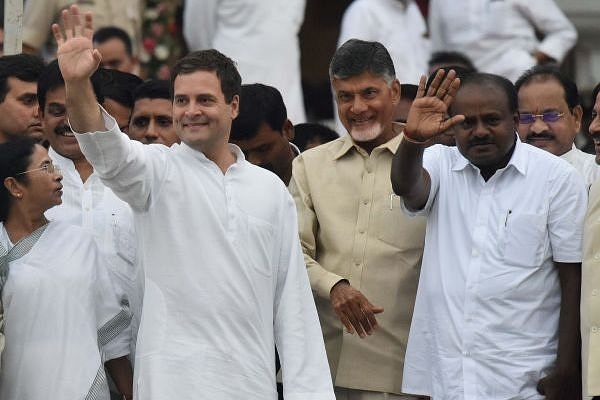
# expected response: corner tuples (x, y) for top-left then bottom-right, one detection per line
(518, 112), (565, 125)
(15, 163), (61, 176)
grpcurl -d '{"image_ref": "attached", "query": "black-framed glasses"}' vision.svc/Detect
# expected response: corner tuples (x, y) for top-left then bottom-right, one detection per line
(15, 163), (61, 176)
(518, 112), (565, 125)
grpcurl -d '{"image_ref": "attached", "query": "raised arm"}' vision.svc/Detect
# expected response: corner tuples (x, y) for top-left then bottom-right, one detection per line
(52, 5), (105, 133)
(390, 69), (463, 210)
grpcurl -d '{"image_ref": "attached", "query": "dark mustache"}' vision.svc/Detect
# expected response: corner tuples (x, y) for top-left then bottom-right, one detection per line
(468, 137), (495, 147)
(54, 125), (73, 135)
(526, 132), (554, 141)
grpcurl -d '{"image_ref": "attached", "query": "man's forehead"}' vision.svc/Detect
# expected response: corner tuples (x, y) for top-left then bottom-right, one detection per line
(6, 76), (36, 91)
(332, 71), (389, 90)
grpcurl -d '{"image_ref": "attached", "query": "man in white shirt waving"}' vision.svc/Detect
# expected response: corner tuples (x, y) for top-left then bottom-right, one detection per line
(391, 70), (585, 399)
(52, 6), (334, 400)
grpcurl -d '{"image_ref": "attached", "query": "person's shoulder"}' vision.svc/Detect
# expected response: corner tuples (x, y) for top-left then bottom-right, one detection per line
(296, 136), (346, 162)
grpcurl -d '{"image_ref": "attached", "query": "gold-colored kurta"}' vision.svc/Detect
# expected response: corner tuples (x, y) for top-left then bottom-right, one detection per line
(582, 181), (600, 397)
(289, 132), (426, 394)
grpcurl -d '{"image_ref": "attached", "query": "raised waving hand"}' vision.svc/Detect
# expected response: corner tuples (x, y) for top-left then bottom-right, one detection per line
(52, 5), (102, 83)
(404, 69), (464, 143)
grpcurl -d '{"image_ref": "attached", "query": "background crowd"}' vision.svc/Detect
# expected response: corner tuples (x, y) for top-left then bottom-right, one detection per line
(0, 0), (599, 400)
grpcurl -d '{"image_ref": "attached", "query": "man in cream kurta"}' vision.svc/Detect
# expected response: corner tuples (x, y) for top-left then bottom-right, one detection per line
(582, 181), (600, 399)
(54, 6), (334, 400)
(290, 39), (426, 399)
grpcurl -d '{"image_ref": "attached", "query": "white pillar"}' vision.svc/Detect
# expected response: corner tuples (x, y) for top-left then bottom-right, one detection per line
(4, 0), (24, 55)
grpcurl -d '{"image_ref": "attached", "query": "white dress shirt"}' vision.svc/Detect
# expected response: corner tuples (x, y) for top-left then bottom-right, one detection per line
(0, 222), (128, 400)
(429, 0), (578, 82)
(183, 0), (307, 124)
(561, 144), (600, 188)
(401, 139), (586, 399)
(338, 0), (429, 85)
(73, 109), (334, 400)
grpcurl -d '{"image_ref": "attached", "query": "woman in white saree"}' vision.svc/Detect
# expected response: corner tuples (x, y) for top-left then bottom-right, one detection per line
(0, 138), (131, 400)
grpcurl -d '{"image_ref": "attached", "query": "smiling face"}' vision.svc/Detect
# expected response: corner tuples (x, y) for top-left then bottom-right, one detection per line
(41, 86), (84, 161)
(451, 83), (518, 169)
(0, 77), (43, 142)
(517, 79), (581, 156)
(333, 71), (399, 150)
(129, 97), (178, 146)
(172, 70), (239, 154)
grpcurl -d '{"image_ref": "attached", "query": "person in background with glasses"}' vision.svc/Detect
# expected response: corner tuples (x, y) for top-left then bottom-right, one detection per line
(0, 137), (131, 399)
(515, 64), (600, 187)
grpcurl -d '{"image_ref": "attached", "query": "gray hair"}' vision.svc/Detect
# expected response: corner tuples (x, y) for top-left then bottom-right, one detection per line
(329, 39), (396, 86)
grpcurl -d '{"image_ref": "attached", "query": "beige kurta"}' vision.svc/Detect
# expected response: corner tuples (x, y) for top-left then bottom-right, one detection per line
(289, 132), (426, 394)
(23, 0), (143, 54)
(582, 181), (600, 397)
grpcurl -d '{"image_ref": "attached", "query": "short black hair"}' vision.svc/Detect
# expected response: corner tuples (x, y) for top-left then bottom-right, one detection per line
(230, 83), (287, 141)
(515, 64), (580, 109)
(93, 26), (133, 56)
(38, 60), (105, 111)
(400, 84), (418, 101)
(292, 123), (339, 152)
(100, 68), (143, 108)
(425, 66), (474, 93)
(592, 81), (600, 109)
(134, 79), (171, 103)
(0, 53), (45, 103)
(0, 137), (37, 221)
(428, 51), (476, 73)
(451, 72), (518, 114)
(330, 39), (395, 85)
(171, 49), (241, 103)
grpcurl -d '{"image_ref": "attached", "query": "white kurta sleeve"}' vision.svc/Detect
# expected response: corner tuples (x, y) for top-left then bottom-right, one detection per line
(518, 0), (577, 63)
(272, 193), (335, 400)
(73, 106), (169, 212)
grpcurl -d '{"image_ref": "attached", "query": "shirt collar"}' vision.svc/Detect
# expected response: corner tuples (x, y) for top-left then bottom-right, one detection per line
(451, 133), (527, 176)
(332, 122), (404, 160)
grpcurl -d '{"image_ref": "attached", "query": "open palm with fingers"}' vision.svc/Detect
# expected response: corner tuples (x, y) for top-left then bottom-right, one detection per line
(405, 69), (464, 142)
(52, 5), (102, 82)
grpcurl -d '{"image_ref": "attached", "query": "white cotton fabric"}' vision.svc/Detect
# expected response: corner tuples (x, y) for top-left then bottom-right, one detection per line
(45, 148), (140, 358)
(560, 144), (600, 188)
(73, 109), (334, 400)
(0, 221), (129, 400)
(429, 0), (577, 82)
(400, 139), (587, 399)
(183, 0), (307, 124)
(338, 0), (429, 86)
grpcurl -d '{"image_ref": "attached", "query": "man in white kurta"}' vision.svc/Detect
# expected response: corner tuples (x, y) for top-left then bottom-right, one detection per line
(183, 0), (307, 124)
(54, 6), (334, 400)
(74, 110), (333, 399)
(429, 0), (577, 82)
